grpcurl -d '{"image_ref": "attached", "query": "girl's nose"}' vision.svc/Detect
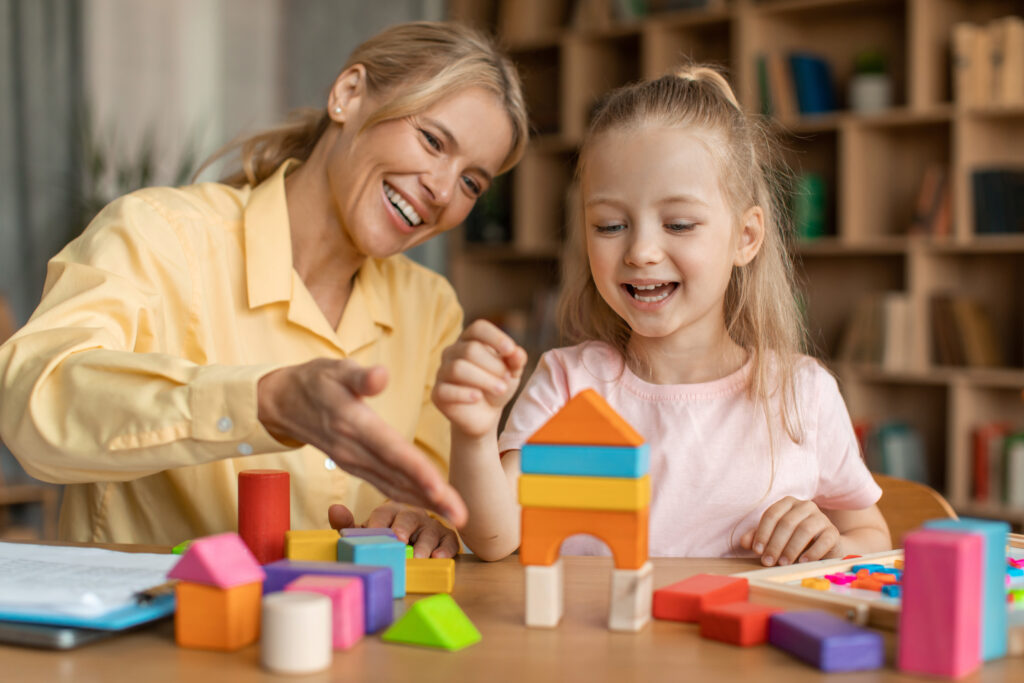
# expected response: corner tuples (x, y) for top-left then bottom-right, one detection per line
(624, 229), (663, 266)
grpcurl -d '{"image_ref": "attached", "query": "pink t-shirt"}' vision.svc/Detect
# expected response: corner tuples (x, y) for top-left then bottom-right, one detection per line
(497, 341), (881, 558)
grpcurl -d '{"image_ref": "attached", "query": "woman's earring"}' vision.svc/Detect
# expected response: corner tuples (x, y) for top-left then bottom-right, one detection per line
(333, 106), (342, 115)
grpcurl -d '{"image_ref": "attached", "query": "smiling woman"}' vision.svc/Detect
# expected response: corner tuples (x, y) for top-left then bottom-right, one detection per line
(0, 21), (528, 557)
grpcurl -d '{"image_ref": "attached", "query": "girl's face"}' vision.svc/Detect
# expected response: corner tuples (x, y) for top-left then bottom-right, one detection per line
(327, 84), (513, 259)
(582, 125), (762, 351)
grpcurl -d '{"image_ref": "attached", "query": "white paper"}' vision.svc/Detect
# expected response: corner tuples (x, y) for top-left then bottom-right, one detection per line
(0, 542), (179, 618)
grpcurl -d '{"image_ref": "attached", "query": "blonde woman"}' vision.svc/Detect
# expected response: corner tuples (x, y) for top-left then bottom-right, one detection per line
(0, 22), (528, 557)
(435, 66), (890, 564)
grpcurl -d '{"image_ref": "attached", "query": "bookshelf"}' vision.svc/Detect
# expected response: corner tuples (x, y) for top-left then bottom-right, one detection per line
(446, 0), (1024, 528)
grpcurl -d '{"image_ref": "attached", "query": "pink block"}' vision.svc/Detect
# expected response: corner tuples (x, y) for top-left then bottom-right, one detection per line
(286, 575), (365, 650)
(825, 573), (855, 585)
(898, 529), (982, 678)
(168, 532), (265, 588)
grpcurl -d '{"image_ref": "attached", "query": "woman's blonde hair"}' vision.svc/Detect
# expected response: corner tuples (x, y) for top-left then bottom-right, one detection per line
(561, 64), (806, 444)
(200, 21), (529, 187)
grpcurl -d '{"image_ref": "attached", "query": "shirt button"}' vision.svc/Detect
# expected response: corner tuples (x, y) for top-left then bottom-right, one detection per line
(237, 442), (253, 456)
(217, 417), (233, 433)
(324, 458), (337, 471)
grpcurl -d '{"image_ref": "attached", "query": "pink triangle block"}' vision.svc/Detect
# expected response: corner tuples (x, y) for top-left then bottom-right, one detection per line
(168, 532), (266, 588)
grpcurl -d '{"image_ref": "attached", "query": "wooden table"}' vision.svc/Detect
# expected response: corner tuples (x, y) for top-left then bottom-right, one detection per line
(2, 550), (1021, 682)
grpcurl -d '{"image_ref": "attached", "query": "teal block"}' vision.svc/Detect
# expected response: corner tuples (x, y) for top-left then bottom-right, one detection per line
(520, 443), (649, 478)
(338, 536), (407, 598)
(924, 517), (1009, 660)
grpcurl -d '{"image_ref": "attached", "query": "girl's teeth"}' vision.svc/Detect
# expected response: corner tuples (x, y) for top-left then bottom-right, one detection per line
(384, 183), (423, 226)
(629, 283), (673, 302)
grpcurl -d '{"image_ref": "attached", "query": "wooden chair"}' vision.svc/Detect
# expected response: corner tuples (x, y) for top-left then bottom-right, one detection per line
(872, 472), (958, 548)
(0, 293), (60, 540)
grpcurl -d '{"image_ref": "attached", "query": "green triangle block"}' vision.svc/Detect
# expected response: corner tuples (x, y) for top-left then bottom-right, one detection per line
(381, 594), (481, 651)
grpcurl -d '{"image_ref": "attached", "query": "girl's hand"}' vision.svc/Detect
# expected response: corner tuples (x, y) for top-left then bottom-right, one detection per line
(739, 497), (842, 566)
(432, 320), (527, 438)
(258, 358), (467, 527)
(328, 502), (459, 559)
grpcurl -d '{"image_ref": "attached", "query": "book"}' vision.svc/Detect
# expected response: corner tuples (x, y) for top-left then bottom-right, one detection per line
(767, 52), (798, 120)
(973, 168), (1024, 235)
(909, 164), (949, 236)
(792, 172), (827, 240)
(872, 421), (928, 485)
(788, 53), (837, 115)
(930, 294), (964, 366)
(951, 296), (1004, 367)
(991, 16), (1024, 105)
(953, 22), (987, 106)
(1005, 434), (1024, 507)
(881, 292), (912, 371)
(972, 422), (1012, 503)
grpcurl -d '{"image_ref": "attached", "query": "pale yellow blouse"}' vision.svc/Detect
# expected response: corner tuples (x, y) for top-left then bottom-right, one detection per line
(0, 161), (462, 544)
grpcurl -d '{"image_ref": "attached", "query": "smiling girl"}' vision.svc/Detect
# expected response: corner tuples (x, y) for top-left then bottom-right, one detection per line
(433, 65), (890, 565)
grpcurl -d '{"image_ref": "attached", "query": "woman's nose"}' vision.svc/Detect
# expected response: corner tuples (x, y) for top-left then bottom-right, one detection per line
(422, 162), (458, 205)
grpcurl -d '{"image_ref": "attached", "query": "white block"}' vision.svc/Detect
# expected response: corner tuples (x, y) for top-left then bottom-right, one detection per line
(608, 561), (652, 632)
(525, 559), (564, 628)
(261, 592), (332, 674)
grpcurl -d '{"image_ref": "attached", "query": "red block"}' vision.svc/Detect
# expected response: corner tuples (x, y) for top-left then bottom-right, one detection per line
(700, 602), (782, 646)
(238, 469), (290, 564)
(652, 574), (748, 622)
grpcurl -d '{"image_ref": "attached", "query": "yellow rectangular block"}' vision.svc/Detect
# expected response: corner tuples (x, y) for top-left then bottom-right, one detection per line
(406, 558), (455, 594)
(518, 474), (650, 511)
(285, 529), (339, 562)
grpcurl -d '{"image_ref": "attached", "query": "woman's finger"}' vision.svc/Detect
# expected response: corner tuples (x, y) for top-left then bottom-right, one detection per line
(327, 504), (355, 530)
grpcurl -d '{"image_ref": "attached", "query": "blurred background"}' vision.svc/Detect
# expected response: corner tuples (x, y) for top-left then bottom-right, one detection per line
(2, 0), (1023, 540)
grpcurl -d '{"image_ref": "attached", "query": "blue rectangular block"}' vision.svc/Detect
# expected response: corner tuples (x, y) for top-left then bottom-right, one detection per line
(520, 443), (650, 478)
(769, 611), (884, 672)
(338, 536), (407, 598)
(262, 560), (393, 633)
(924, 517), (1010, 660)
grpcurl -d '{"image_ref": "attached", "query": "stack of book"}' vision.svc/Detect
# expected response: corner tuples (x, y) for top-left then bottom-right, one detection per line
(972, 422), (1024, 508)
(973, 168), (1024, 235)
(953, 16), (1024, 107)
(756, 51), (836, 119)
(854, 420), (929, 486)
(837, 292), (914, 371)
(930, 294), (1004, 367)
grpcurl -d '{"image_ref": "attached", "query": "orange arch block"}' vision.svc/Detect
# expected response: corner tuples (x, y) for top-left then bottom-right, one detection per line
(520, 506), (648, 569)
(527, 389), (644, 446)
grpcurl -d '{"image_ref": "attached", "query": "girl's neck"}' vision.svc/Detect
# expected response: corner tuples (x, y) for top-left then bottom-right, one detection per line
(626, 331), (748, 385)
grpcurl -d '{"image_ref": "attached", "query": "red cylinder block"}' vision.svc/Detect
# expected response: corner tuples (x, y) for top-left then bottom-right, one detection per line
(238, 469), (290, 564)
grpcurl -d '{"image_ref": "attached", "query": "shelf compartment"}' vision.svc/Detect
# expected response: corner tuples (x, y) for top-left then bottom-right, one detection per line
(641, 12), (731, 79)
(561, 32), (642, 141)
(512, 148), (576, 253)
(955, 114), (1024, 241)
(511, 45), (563, 136)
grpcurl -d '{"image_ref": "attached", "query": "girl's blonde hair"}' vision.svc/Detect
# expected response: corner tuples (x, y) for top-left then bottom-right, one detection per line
(561, 64), (806, 444)
(200, 21), (529, 187)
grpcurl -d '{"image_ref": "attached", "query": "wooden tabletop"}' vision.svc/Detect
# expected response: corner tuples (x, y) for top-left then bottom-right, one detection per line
(2, 550), (1021, 682)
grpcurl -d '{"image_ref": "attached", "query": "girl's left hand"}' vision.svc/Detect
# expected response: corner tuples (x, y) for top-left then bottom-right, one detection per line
(328, 502), (460, 559)
(739, 497), (841, 566)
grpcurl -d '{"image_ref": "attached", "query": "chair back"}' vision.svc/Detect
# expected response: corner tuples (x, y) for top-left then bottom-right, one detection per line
(873, 473), (958, 548)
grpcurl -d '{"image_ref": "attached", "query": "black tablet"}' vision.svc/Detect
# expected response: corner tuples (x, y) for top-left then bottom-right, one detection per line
(0, 621), (116, 650)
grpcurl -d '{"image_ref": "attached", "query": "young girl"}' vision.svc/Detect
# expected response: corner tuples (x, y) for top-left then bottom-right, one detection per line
(433, 65), (890, 566)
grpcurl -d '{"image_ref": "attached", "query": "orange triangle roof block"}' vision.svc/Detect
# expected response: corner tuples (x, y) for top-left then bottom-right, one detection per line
(527, 389), (645, 446)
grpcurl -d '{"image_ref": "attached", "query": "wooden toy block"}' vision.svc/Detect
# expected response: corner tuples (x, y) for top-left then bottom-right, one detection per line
(285, 529), (340, 562)
(894, 558), (904, 570)
(337, 536), (406, 598)
(526, 388), (644, 446)
(800, 577), (830, 591)
(406, 545), (414, 558)
(171, 540), (192, 555)
(869, 572), (897, 585)
(339, 527), (398, 539)
(406, 558), (455, 594)
(262, 560), (393, 633)
(519, 506), (648, 569)
(168, 532), (265, 588)
(381, 594), (481, 651)
(850, 578), (883, 591)
(520, 443), (650, 478)
(608, 561), (652, 632)
(175, 580), (262, 651)
(925, 517), (1010, 660)
(238, 469), (290, 564)
(769, 610), (884, 672)
(518, 473), (651, 511)
(899, 528), (983, 678)
(260, 591), (332, 674)
(285, 575), (364, 650)
(525, 559), (564, 628)
(700, 602), (782, 646)
(652, 574), (748, 622)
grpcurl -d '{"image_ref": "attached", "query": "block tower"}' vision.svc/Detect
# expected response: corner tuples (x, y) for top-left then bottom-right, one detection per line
(518, 389), (652, 631)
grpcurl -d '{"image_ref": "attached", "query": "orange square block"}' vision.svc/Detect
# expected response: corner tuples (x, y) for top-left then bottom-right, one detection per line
(175, 580), (262, 651)
(700, 602), (782, 646)
(653, 574), (748, 622)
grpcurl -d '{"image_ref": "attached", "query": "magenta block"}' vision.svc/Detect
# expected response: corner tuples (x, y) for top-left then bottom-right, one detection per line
(898, 529), (983, 678)
(286, 575), (365, 650)
(167, 532), (265, 588)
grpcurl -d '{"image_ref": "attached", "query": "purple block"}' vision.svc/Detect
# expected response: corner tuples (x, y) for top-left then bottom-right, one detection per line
(340, 527), (398, 539)
(769, 610), (884, 672)
(263, 560), (393, 633)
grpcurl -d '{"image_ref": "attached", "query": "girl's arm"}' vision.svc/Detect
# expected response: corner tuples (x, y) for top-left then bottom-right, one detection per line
(432, 319), (527, 561)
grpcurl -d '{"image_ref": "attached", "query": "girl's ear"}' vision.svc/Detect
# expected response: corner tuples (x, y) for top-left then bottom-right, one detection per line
(327, 64), (368, 123)
(734, 206), (765, 266)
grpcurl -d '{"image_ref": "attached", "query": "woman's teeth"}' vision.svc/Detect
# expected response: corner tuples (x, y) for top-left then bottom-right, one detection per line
(384, 183), (423, 226)
(628, 283), (674, 302)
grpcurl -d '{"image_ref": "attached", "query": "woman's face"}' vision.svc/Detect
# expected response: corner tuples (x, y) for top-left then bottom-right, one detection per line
(327, 86), (514, 259)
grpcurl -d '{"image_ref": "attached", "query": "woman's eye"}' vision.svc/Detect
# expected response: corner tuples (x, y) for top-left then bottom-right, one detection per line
(595, 224), (625, 234)
(421, 129), (441, 151)
(666, 222), (695, 232)
(462, 176), (482, 196)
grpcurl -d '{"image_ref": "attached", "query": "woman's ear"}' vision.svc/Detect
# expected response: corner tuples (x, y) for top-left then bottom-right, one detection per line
(327, 64), (368, 123)
(734, 205), (765, 266)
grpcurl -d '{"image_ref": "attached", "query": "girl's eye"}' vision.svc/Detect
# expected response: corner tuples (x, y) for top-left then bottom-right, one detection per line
(666, 222), (695, 232)
(595, 223), (626, 234)
(462, 176), (482, 196)
(421, 129), (442, 151)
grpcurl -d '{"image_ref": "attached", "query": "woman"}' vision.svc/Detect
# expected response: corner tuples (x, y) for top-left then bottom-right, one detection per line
(0, 21), (528, 557)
